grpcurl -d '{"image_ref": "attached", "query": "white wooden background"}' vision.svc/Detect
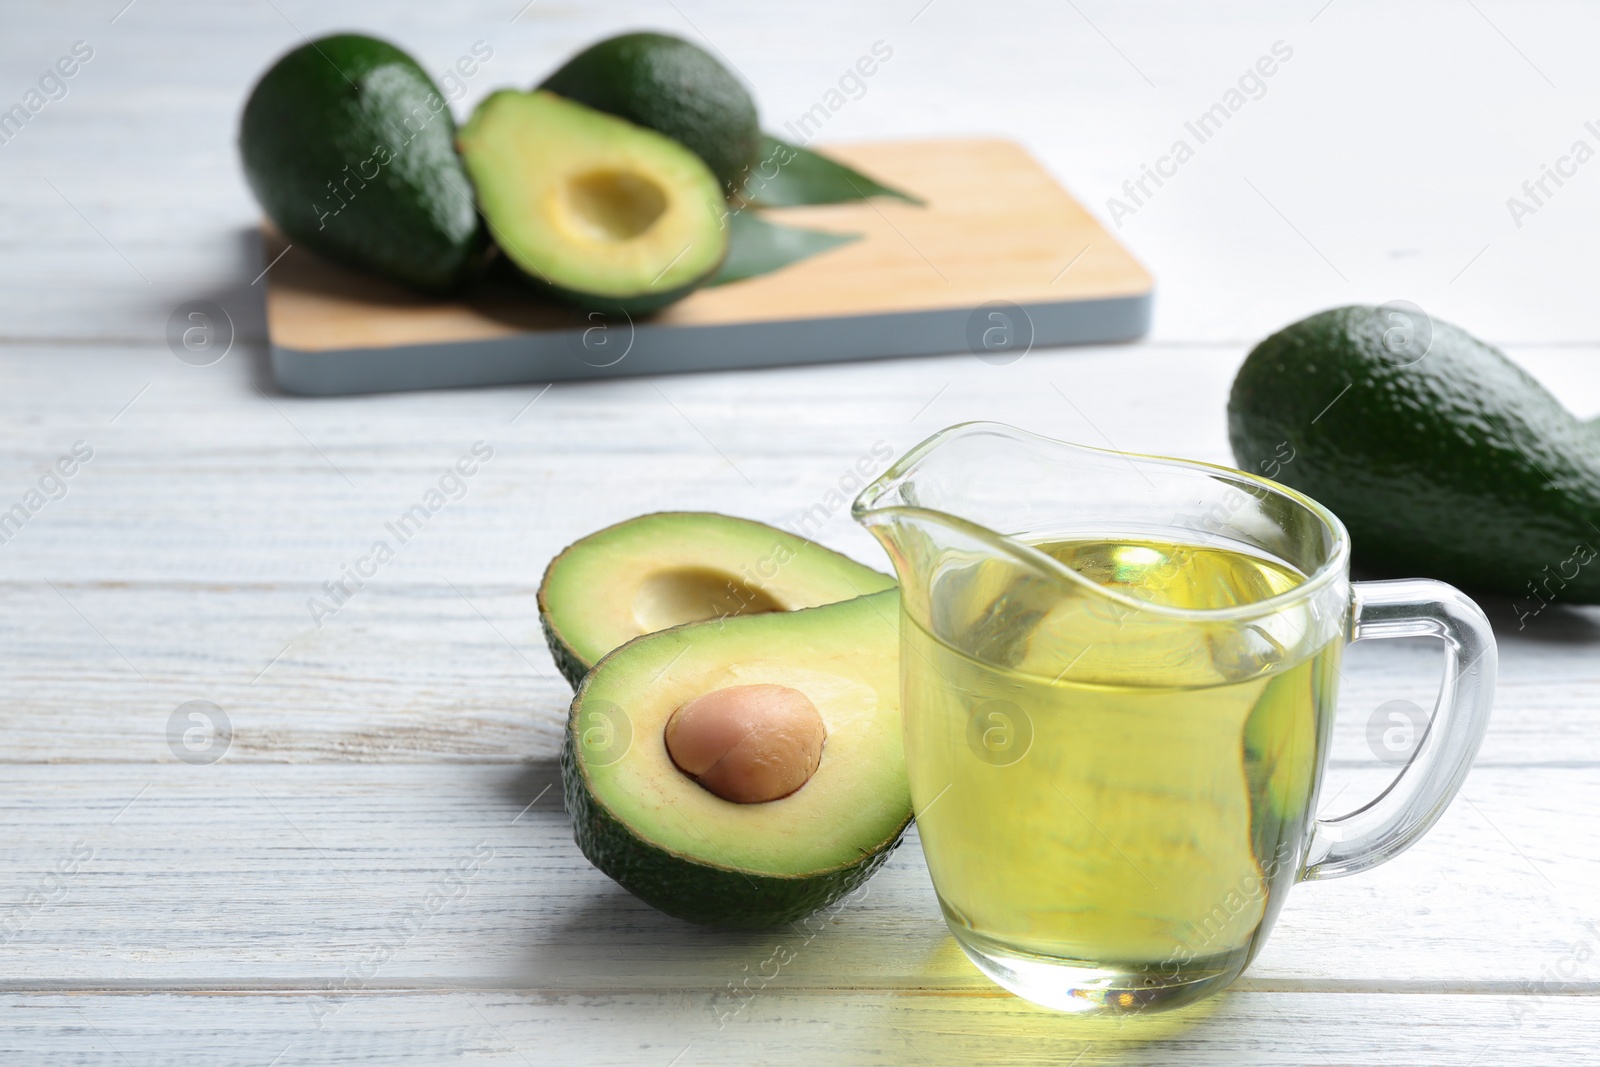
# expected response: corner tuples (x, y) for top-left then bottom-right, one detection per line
(2, 1), (1599, 1063)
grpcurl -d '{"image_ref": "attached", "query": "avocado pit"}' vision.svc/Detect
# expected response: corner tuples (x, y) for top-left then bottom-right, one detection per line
(664, 683), (825, 803)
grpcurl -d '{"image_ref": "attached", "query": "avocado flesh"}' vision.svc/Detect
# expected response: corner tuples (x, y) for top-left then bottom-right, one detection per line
(458, 91), (728, 314)
(1230, 306), (1600, 602)
(539, 512), (895, 688)
(239, 34), (482, 293)
(564, 589), (911, 927)
(540, 32), (761, 195)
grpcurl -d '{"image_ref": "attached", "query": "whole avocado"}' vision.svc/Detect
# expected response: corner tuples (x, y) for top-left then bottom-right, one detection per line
(240, 34), (483, 293)
(540, 32), (760, 194)
(1229, 305), (1600, 605)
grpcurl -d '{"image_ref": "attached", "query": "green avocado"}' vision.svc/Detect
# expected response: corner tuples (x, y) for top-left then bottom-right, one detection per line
(563, 588), (911, 927)
(239, 34), (483, 293)
(540, 32), (761, 195)
(458, 91), (728, 314)
(538, 512), (896, 688)
(1229, 305), (1600, 603)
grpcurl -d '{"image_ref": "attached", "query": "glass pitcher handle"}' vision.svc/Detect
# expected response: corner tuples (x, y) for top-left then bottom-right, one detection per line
(1300, 579), (1497, 881)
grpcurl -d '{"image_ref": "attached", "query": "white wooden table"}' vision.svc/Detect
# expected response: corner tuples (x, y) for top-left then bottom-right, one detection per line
(3, 1), (1598, 1062)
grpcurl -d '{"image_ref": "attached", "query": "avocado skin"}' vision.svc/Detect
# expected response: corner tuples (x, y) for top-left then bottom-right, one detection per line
(531, 275), (712, 317)
(487, 249), (707, 316)
(562, 716), (909, 928)
(1229, 306), (1600, 602)
(240, 34), (483, 293)
(540, 612), (591, 690)
(540, 32), (760, 195)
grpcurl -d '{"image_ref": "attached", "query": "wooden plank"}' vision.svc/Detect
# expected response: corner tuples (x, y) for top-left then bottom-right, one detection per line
(0, 765), (1593, 990)
(0, 342), (1595, 581)
(0, 344), (1586, 779)
(0, 576), (1593, 768)
(1, 989), (1597, 1065)
(0, 345), (1592, 766)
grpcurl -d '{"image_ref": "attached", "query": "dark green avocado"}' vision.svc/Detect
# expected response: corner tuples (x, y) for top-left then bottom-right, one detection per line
(1229, 305), (1600, 604)
(240, 34), (483, 293)
(540, 31), (760, 195)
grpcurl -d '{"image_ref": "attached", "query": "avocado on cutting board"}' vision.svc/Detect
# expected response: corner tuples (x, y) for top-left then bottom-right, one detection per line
(458, 90), (729, 314)
(262, 139), (1153, 395)
(1229, 305), (1600, 604)
(239, 34), (483, 294)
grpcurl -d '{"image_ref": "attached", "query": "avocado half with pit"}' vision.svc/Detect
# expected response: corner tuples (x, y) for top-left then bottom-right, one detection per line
(458, 90), (728, 313)
(563, 588), (912, 927)
(538, 512), (896, 688)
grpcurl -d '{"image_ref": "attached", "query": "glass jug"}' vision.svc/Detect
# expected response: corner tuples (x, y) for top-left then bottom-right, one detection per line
(854, 422), (1496, 1013)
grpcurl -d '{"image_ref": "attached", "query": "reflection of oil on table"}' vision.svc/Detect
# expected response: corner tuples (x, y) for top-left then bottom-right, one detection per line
(264, 139), (1152, 394)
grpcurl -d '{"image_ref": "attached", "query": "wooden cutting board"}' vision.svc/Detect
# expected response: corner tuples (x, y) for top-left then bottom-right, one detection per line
(265, 138), (1152, 395)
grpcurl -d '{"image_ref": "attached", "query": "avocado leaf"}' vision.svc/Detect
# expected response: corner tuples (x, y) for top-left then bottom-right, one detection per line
(739, 135), (922, 208)
(709, 210), (859, 286)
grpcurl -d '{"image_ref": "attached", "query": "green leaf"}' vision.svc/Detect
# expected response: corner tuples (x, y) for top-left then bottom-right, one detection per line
(738, 135), (923, 208)
(709, 210), (859, 287)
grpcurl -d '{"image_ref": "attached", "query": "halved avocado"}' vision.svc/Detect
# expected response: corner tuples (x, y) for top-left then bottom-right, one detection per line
(538, 512), (895, 687)
(563, 589), (911, 927)
(457, 90), (728, 313)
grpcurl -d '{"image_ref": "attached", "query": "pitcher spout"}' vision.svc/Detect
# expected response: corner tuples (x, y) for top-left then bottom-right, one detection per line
(851, 422), (1351, 686)
(852, 424), (1122, 668)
